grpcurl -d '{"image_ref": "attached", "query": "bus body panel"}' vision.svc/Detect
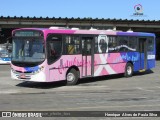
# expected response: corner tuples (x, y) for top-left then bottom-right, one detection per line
(47, 55), (83, 82)
(147, 60), (155, 69)
(94, 53), (125, 76)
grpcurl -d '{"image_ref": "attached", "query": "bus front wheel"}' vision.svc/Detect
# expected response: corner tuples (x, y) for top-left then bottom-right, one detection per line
(66, 69), (79, 85)
(124, 63), (133, 77)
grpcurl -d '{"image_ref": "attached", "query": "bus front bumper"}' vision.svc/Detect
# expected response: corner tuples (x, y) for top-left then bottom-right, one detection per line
(11, 70), (46, 82)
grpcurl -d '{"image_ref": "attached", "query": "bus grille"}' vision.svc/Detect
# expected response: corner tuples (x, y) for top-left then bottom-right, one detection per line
(14, 71), (33, 79)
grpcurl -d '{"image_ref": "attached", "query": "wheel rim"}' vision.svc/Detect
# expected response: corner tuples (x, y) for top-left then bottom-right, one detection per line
(127, 66), (132, 75)
(67, 73), (75, 82)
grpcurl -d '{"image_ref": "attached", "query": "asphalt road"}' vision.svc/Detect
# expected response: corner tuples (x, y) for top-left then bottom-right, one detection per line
(0, 62), (160, 120)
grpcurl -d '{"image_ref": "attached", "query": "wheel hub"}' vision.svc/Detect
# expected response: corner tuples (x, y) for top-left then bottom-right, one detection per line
(127, 66), (132, 75)
(67, 73), (75, 82)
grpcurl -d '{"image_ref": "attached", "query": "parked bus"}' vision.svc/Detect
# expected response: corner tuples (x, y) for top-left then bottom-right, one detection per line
(11, 27), (155, 85)
(0, 43), (12, 64)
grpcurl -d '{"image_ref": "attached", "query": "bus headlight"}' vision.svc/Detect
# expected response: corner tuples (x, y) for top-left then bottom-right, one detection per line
(32, 66), (44, 74)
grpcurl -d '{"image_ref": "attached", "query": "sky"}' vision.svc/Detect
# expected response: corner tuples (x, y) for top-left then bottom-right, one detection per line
(0, 0), (159, 20)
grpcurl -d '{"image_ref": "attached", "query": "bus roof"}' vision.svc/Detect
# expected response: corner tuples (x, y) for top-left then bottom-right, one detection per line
(13, 27), (155, 37)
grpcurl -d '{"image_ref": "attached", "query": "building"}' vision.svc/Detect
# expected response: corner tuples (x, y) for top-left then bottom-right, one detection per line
(0, 16), (160, 58)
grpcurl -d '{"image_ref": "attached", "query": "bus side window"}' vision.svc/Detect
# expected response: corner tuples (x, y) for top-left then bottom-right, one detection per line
(118, 36), (129, 52)
(147, 37), (154, 52)
(108, 36), (117, 53)
(128, 37), (137, 51)
(47, 35), (62, 64)
(69, 39), (75, 54)
(48, 42), (56, 56)
(64, 35), (80, 55)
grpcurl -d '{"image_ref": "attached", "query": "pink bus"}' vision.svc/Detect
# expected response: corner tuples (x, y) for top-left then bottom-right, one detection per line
(11, 27), (155, 85)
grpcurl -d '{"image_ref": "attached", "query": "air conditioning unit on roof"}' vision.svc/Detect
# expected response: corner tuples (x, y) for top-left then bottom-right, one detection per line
(71, 28), (79, 30)
(90, 27), (97, 30)
(49, 27), (68, 29)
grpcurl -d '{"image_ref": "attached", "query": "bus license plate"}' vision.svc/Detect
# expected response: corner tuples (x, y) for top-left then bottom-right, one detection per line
(19, 73), (26, 79)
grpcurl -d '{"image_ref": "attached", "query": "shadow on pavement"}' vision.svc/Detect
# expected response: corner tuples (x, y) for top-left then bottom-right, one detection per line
(16, 70), (154, 89)
(79, 70), (154, 85)
(16, 81), (66, 89)
(133, 69), (154, 76)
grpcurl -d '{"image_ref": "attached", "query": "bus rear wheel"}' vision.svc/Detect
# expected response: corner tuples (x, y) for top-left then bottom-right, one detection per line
(66, 68), (79, 85)
(124, 63), (133, 77)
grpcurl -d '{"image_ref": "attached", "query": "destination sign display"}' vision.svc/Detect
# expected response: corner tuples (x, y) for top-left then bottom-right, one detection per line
(14, 31), (42, 37)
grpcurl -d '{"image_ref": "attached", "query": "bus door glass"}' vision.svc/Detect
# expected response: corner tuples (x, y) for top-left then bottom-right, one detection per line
(82, 37), (93, 77)
(139, 38), (147, 70)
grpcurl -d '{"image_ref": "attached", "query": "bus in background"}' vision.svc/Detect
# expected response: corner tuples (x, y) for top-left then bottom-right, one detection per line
(0, 43), (12, 64)
(11, 27), (155, 85)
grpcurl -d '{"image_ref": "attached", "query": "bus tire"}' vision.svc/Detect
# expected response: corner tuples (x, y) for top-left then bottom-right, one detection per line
(124, 63), (133, 77)
(66, 68), (79, 85)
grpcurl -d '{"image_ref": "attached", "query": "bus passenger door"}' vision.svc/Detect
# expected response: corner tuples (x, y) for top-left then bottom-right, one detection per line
(82, 37), (93, 77)
(139, 38), (147, 70)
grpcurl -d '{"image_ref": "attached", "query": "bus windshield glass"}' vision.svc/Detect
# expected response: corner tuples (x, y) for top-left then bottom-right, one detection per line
(12, 37), (45, 64)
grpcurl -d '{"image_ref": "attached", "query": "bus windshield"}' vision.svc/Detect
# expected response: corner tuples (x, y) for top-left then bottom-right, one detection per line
(12, 37), (45, 66)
